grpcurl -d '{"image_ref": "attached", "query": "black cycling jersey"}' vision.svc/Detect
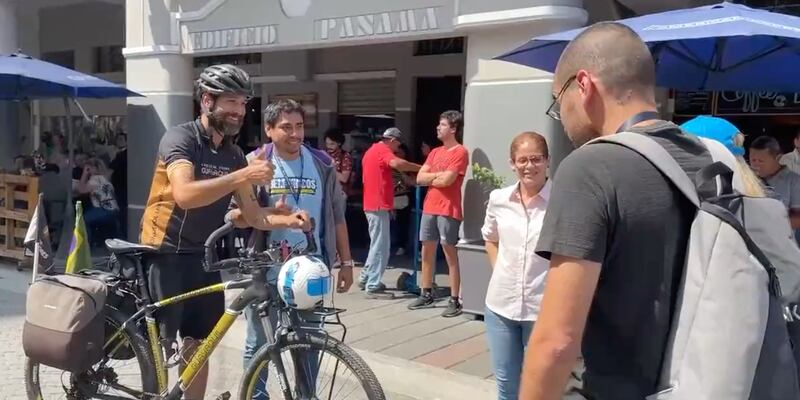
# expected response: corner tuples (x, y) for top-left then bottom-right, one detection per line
(140, 118), (246, 253)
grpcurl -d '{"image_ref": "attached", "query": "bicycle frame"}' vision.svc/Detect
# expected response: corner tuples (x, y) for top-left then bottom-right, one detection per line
(104, 270), (265, 400)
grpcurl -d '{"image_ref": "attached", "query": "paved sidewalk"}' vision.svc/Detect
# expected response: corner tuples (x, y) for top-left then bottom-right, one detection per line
(0, 262), (495, 400)
(1, 260), (584, 399)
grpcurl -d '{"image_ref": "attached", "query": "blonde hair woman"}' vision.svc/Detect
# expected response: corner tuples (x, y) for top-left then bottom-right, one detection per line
(680, 115), (765, 197)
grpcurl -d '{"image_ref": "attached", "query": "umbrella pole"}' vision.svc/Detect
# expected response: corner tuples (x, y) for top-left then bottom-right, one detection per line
(53, 97), (76, 270)
(64, 97), (74, 211)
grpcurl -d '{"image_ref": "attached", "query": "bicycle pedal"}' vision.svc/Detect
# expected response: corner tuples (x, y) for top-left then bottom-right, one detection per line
(214, 391), (231, 400)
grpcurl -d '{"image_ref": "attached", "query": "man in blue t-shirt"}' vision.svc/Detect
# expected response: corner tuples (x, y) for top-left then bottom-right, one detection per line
(228, 99), (354, 399)
(267, 147), (324, 252)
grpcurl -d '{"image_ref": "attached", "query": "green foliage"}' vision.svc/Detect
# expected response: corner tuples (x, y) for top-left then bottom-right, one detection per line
(471, 163), (505, 190)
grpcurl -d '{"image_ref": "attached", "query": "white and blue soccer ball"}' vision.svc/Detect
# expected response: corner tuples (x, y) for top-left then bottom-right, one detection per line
(277, 255), (331, 310)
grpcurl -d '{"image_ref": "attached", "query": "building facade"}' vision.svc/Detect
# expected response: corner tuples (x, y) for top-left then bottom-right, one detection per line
(120, 0), (590, 241)
(8, 0), (704, 241)
(1, 0), (590, 240)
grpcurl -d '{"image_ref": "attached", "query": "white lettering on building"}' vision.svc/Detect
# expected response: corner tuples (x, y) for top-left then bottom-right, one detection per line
(317, 7), (439, 41)
(186, 25), (278, 51)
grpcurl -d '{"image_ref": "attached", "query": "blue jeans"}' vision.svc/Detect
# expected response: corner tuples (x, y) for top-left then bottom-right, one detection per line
(361, 210), (391, 290)
(484, 307), (535, 400)
(243, 270), (320, 400)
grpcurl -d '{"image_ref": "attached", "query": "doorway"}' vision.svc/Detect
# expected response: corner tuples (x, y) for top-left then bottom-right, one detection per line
(413, 76), (463, 161)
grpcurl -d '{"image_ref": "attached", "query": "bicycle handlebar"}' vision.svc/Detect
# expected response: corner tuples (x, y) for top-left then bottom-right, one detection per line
(203, 218), (317, 273)
(203, 221), (235, 272)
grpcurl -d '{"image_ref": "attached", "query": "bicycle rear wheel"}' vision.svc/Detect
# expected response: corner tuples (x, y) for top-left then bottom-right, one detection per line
(24, 305), (160, 399)
(239, 333), (385, 400)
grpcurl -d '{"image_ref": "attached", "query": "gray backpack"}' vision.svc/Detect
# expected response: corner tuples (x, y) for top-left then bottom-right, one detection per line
(596, 132), (800, 400)
(23, 274), (108, 373)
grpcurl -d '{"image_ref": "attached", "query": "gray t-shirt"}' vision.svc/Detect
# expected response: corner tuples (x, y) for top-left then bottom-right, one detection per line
(764, 167), (800, 210)
(763, 166), (800, 243)
(535, 121), (712, 400)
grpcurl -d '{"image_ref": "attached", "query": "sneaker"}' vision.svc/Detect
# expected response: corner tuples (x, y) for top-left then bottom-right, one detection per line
(441, 299), (463, 318)
(407, 294), (435, 310)
(358, 280), (366, 290)
(365, 286), (395, 299)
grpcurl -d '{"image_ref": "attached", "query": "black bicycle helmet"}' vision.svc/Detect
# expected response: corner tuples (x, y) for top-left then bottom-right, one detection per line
(196, 64), (254, 99)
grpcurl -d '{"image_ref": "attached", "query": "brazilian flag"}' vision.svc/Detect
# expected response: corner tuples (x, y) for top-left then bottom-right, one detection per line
(65, 201), (92, 274)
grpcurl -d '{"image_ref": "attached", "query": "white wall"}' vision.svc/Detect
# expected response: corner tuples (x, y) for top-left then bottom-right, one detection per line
(459, 12), (587, 240)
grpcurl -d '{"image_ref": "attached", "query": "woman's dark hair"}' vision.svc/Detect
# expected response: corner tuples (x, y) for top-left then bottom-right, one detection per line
(324, 127), (346, 146)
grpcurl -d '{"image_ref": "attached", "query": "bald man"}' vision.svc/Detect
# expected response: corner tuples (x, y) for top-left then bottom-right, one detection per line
(520, 23), (718, 400)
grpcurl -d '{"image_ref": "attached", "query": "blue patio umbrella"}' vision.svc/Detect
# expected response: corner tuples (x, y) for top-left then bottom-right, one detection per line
(0, 53), (141, 99)
(0, 52), (142, 267)
(497, 2), (800, 92)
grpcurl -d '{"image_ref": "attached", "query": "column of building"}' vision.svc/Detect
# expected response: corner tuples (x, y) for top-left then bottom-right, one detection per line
(458, 3), (589, 240)
(123, 0), (193, 240)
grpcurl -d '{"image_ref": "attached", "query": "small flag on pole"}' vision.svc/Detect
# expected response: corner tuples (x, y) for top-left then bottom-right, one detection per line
(23, 193), (53, 276)
(65, 201), (92, 274)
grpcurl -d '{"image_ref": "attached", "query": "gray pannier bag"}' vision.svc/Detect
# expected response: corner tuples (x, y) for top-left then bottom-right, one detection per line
(23, 274), (108, 373)
(594, 132), (800, 400)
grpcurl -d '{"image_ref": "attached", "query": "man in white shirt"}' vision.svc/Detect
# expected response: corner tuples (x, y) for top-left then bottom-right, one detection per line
(780, 130), (800, 175)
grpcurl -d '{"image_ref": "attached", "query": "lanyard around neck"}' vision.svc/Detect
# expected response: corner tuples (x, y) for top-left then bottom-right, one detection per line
(273, 152), (304, 205)
(616, 111), (661, 133)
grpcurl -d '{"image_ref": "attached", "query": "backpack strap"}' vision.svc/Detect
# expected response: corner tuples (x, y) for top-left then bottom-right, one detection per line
(592, 132), (700, 207)
(696, 137), (745, 196)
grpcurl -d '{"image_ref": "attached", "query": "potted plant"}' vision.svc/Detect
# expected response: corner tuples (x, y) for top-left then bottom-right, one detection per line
(471, 163), (506, 193)
(457, 163), (506, 318)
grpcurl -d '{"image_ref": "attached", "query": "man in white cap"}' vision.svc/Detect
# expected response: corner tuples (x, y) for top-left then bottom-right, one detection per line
(360, 127), (421, 298)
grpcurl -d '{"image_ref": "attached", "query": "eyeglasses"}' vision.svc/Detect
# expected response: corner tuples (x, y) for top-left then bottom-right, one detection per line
(514, 154), (548, 166)
(546, 75), (576, 121)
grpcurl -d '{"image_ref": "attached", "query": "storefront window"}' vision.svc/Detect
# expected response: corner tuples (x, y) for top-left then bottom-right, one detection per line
(414, 37), (464, 56)
(193, 53), (262, 68)
(93, 45), (124, 73)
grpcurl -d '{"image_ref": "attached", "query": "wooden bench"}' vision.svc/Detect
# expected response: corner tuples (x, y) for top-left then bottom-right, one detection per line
(0, 174), (39, 264)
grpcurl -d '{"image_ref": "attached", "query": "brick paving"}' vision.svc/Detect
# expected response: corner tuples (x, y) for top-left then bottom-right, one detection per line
(0, 264), (484, 400)
(1, 259), (583, 400)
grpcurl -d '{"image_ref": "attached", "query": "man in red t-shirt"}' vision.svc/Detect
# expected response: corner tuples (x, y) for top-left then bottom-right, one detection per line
(360, 128), (421, 298)
(408, 111), (469, 317)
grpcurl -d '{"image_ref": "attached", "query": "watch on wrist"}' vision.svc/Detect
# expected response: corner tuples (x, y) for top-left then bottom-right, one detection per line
(341, 260), (355, 268)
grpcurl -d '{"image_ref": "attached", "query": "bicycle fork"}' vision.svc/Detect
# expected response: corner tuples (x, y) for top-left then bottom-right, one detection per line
(255, 306), (322, 400)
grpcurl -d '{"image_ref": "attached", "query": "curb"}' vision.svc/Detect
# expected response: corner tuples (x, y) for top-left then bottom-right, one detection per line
(355, 349), (497, 400)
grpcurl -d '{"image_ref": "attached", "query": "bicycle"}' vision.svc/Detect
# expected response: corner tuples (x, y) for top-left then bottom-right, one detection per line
(24, 220), (386, 400)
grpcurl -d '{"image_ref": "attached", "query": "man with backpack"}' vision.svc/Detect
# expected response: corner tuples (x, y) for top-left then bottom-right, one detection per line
(519, 22), (800, 400)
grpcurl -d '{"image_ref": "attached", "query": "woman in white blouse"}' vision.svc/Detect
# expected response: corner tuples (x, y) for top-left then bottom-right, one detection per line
(481, 131), (551, 400)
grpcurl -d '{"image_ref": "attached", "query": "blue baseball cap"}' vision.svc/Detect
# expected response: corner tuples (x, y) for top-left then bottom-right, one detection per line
(680, 115), (745, 156)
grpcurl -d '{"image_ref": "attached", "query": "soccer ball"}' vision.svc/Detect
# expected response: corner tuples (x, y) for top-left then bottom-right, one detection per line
(277, 255), (331, 310)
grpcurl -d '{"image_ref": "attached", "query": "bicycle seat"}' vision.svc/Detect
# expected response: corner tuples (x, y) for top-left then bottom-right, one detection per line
(105, 239), (158, 256)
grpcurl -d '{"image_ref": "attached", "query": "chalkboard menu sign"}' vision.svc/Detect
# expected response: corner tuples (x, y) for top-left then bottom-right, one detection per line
(716, 91), (800, 115)
(673, 91), (714, 116)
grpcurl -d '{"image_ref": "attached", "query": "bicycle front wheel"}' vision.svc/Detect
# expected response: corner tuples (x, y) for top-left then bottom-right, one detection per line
(239, 333), (385, 400)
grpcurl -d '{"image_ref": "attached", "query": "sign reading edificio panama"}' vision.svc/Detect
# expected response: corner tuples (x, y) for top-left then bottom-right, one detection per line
(188, 25), (279, 51)
(315, 7), (441, 41)
(181, 2), (449, 52)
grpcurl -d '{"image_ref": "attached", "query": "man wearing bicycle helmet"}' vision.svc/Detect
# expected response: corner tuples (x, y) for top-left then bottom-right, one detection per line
(140, 64), (310, 399)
